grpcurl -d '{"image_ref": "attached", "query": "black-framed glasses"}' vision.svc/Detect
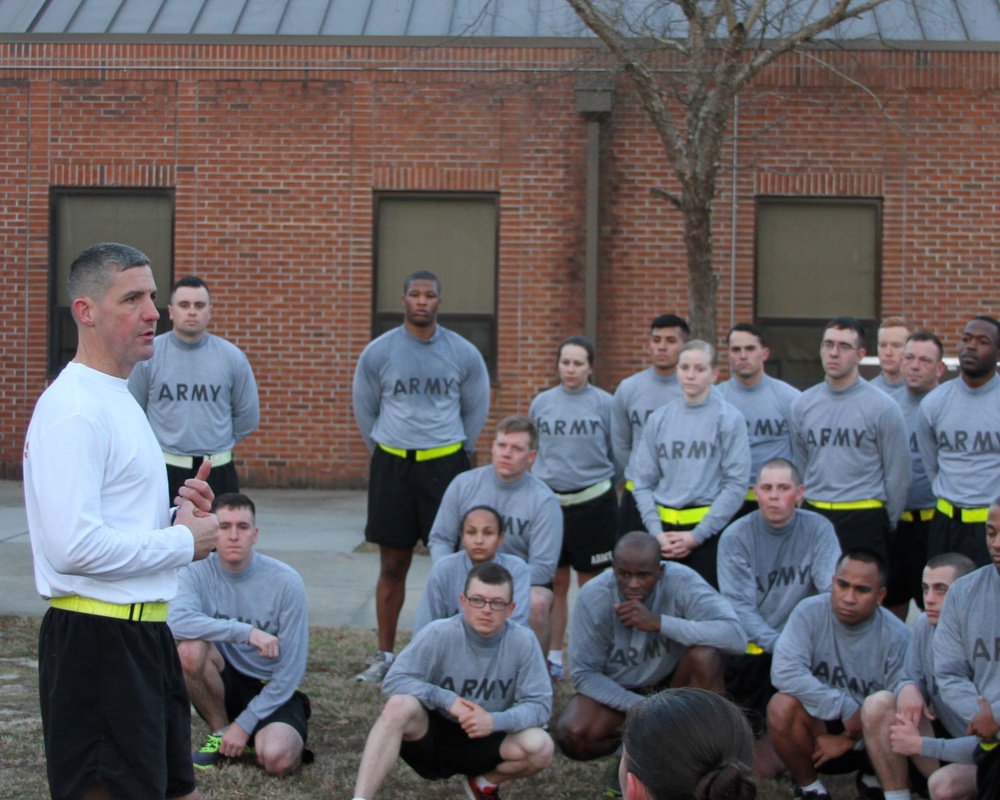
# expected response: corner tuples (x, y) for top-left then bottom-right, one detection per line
(465, 595), (511, 611)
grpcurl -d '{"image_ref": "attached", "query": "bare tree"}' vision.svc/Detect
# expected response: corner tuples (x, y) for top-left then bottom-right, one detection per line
(565, 0), (891, 339)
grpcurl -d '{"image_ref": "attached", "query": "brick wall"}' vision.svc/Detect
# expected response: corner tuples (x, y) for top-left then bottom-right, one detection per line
(1, 41), (998, 485)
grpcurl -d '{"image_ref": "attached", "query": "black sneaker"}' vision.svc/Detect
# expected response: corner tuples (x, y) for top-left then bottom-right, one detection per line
(855, 772), (885, 800)
(192, 733), (223, 770)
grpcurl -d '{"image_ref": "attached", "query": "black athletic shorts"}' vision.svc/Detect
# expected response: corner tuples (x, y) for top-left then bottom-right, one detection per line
(219, 659), (311, 743)
(724, 652), (775, 736)
(558, 486), (618, 572)
(38, 608), (196, 799)
(885, 514), (932, 609)
(807, 505), (890, 563)
(617, 488), (644, 537)
(365, 446), (470, 549)
(400, 709), (507, 780)
(816, 718), (873, 775)
(659, 521), (721, 590)
(928, 512), (990, 568)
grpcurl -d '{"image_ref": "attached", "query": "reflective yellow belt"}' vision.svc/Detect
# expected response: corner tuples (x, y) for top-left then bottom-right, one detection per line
(657, 505), (711, 526)
(554, 479), (613, 507)
(624, 480), (635, 492)
(51, 596), (169, 622)
(163, 450), (232, 469)
(900, 508), (935, 523)
(806, 499), (883, 511)
(746, 642), (766, 656)
(379, 442), (462, 462)
(745, 489), (756, 502)
(936, 498), (989, 524)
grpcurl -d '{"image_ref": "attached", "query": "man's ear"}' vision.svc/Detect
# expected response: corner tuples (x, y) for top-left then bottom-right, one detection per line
(72, 296), (96, 327)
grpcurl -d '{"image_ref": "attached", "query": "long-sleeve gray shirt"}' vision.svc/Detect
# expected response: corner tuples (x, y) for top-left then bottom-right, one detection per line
(352, 325), (490, 452)
(896, 387), (936, 511)
(917, 374), (1000, 507)
(128, 332), (260, 455)
(569, 564), (746, 712)
(382, 614), (552, 733)
(934, 565), (1000, 737)
(790, 378), (910, 524)
(168, 552), (308, 735)
(530, 384), (617, 491)
(870, 374), (907, 399)
(413, 551), (531, 634)
(630, 393), (751, 543)
(611, 368), (682, 482)
(771, 595), (911, 722)
(900, 613), (977, 763)
(716, 375), (800, 485)
(717, 509), (841, 652)
(427, 466), (563, 585)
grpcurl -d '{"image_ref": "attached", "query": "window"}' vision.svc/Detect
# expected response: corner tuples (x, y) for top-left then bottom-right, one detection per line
(373, 193), (498, 378)
(754, 198), (881, 387)
(50, 190), (174, 375)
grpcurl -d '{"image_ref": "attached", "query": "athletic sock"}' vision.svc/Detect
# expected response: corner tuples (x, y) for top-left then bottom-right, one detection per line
(801, 779), (827, 795)
(547, 649), (563, 666)
(884, 791), (910, 800)
(474, 775), (499, 790)
(378, 650), (394, 664)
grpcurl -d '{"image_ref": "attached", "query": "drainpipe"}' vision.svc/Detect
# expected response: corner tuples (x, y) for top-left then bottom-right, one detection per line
(575, 80), (614, 345)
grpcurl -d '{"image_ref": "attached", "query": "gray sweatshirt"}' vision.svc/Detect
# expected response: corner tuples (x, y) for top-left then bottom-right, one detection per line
(870, 374), (907, 399)
(530, 384), (617, 491)
(569, 564), (747, 711)
(900, 613), (977, 764)
(128, 332), (260, 455)
(717, 509), (841, 652)
(168, 552), (308, 735)
(427, 466), (563, 585)
(630, 393), (751, 543)
(934, 566), (1000, 737)
(352, 325), (490, 452)
(413, 551), (531, 634)
(896, 388), (937, 511)
(790, 378), (910, 524)
(771, 595), (911, 722)
(611, 368), (682, 481)
(717, 375), (800, 485)
(382, 614), (552, 733)
(917, 374), (1000, 507)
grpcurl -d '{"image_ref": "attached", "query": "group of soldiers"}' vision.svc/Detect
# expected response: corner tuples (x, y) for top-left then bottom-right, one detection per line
(21, 245), (1000, 800)
(348, 270), (1000, 800)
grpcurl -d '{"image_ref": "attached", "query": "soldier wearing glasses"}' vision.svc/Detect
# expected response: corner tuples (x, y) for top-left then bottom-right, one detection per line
(789, 317), (910, 562)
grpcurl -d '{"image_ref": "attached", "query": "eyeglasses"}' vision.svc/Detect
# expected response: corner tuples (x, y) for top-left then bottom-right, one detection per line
(821, 340), (856, 353)
(465, 595), (511, 611)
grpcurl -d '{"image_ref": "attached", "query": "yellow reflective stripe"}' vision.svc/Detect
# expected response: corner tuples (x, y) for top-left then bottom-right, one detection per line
(806, 499), (883, 511)
(936, 498), (990, 523)
(980, 741), (999, 752)
(900, 508), (935, 523)
(746, 642), (765, 656)
(162, 450), (232, 469)
(746, 489), (756, 502)
(624, 480), (635, 492)
(554, 479), (613, 507)
(51, 596), (169, 622)
(379, 442), (463, 462)
(657, 505), (711, 526)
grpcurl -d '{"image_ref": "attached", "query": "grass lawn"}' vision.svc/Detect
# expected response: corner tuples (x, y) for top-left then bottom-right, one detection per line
(0, 616), (856, 799)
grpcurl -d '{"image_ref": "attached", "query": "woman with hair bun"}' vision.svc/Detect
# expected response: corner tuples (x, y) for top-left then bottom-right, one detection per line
(620, 688), (758, 800)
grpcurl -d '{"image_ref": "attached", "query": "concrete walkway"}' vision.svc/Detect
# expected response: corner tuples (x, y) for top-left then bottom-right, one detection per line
(0, 482), (433, 629)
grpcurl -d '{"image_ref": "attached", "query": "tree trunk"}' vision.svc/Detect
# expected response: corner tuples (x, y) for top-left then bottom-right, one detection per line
(683, 200), (718, 342)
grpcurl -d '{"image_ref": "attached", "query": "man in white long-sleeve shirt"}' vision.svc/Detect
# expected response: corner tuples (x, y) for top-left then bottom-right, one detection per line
(25, 242), (219, 800)
(352, 562), (553, 800)
(170, 492), (311, 776)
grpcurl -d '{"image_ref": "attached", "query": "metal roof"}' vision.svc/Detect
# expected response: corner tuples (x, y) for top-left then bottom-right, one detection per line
(0, 0), (998, 42)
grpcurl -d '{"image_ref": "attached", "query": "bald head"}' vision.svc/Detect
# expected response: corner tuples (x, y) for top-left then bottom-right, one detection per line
(614, 531), (661, 565)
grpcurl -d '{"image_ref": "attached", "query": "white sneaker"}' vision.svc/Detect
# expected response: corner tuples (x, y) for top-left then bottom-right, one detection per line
(354, 652), (391, 684)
